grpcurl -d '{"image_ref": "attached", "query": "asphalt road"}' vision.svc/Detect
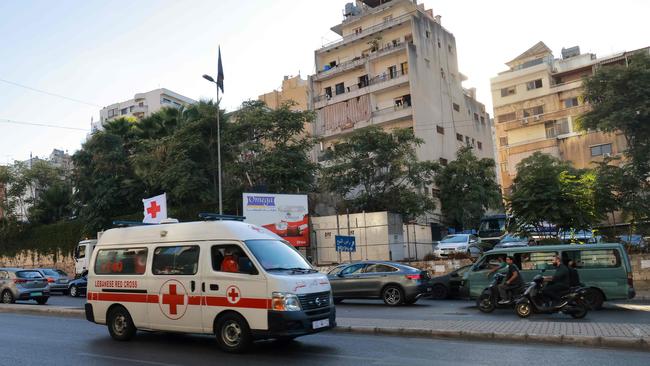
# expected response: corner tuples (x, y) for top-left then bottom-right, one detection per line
(0, 312), (648, 366)
(30, 294), (650, 324)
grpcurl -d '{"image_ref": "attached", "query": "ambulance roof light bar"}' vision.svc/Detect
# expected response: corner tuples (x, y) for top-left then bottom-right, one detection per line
(198, 213), (246, 221)
(112, 221), (157, 228)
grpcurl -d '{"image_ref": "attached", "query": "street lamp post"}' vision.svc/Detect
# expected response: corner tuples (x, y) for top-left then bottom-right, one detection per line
(202, 74), (223, 214)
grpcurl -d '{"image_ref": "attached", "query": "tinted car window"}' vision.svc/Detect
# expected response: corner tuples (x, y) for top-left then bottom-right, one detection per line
(42, 269), (59, 276)
(341, 264), (365, 275)
(153, 246), (199, 275)
(96, 248), (148, 275)
(55, 270), (68, 276)
(16, 270), (43, 279)
(365, 264), (398, 273)
(328, 265), (346, 276)
(441, 235), (468, 243)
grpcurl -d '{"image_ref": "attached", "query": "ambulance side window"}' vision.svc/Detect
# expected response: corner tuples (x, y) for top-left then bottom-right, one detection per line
(152, 246), (200, 275)
(94, 248), (148, 275)
(211, 245), (258, 275)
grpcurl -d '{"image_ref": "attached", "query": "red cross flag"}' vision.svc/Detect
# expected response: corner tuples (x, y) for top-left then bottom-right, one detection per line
(143, 193), (168, 224)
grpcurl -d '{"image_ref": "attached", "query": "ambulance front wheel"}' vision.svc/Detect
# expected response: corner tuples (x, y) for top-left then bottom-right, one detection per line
(215, 312), (252, 353)
(107, 306), (136, 341)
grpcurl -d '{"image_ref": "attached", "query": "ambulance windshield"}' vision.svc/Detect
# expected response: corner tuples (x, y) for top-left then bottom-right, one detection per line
(245, 240), (313, 273)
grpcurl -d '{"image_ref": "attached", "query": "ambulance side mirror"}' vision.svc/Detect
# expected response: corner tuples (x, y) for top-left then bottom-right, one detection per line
(307, 256), (313, 264)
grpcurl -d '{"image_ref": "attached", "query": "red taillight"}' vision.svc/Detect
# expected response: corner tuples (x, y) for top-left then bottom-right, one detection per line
(406, 274), (421, 280)
(47, 277), (55, 283)
(13, 279), (27, 284)
(628, 273), (634, 287)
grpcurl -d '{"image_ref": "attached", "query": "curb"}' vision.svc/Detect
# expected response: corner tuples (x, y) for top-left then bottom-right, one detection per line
(0, 304), (84, 318)
(2, 305), (648, 351)
(333, 325), (650, 352)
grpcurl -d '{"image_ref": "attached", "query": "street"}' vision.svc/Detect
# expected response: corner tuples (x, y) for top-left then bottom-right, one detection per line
(29, 294), (650, 324)
(1, 312), (649, 366)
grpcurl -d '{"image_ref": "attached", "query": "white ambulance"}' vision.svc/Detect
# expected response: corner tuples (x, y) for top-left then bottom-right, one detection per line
(85, 218), (335, 352)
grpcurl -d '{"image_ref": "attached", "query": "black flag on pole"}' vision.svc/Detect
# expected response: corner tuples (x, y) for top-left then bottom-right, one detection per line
(217, 46), (224, 93)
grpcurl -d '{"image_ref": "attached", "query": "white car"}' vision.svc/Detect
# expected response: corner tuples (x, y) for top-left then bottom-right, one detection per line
(434, 234), (480, 257)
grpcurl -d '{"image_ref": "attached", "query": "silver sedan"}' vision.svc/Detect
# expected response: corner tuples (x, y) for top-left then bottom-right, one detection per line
(327, 261), (432, 306)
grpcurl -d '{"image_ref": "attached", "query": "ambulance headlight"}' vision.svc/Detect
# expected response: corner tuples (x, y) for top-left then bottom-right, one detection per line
(272, 292), (302, 312)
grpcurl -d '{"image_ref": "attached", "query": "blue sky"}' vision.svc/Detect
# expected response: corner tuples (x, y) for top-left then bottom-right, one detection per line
(1, 0), (648, 162)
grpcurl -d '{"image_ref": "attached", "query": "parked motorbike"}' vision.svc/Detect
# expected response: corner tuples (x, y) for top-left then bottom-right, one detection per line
(514, 274), (589, 319)
(477, 273), (525, 313)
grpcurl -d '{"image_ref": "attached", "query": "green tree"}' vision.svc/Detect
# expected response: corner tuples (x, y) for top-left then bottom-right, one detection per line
(507, 152), (599, 236)
(320, 126), (438, 219)
(434, 146), (502, 230)
(579, 53), (650, 178)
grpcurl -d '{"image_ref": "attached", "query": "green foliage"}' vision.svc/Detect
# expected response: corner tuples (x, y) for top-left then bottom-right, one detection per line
(507, 152), (600, 236)
(0, 220), (83, 257)
(320, 126), (438, 220)
(434, 146), (502, 230)
(579, 53), (650, 178)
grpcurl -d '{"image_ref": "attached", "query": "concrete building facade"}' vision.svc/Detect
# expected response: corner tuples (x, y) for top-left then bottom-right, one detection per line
(259, 75), (309, 111)
(491, 42), (649, 192)
(94, 88), (196, 132)
(309, 0), (495, 199)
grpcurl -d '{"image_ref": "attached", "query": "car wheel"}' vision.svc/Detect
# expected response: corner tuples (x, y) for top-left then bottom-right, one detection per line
(382, 285), (404, 306)
(215, 313), (252, 353)
(35, 297), (48, 305)
(1, 290), (15, 304)
(584, 288), (604, 310)
(107, 306), (137, 341)
(69, 285), (79, 297)
(430, 284), (449, 300)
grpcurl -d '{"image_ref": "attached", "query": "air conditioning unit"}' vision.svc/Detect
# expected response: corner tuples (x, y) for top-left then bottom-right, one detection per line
(534, 115), (542, 121)
(603, 153), (612, 158)
(522, 118), (529, 124)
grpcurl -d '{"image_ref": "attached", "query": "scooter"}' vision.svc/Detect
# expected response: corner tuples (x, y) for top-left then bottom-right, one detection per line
(514, 274), (589, 319)
(477, 273), (525, 313)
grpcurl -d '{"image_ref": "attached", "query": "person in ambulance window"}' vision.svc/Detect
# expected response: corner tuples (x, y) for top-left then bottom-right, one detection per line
(221, 248), (240, 273)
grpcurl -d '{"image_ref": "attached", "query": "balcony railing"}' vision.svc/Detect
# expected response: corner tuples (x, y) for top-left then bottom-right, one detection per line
(314, 69), (408, 103)
(315, 42), (407, 79)
(372, 103), (412, 116)
(319, 12), (413, 52)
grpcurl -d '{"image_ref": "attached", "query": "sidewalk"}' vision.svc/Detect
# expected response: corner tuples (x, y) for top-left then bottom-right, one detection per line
(336, 317), (650, 351)
(2, 303), (649, 351)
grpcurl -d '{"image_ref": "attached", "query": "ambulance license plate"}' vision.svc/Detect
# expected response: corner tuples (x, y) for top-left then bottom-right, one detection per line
(312, 319), (329, 329)
(31, 292), (42, 297)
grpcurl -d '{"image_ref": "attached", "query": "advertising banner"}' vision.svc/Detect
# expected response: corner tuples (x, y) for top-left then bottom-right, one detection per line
(243, 193), (309, 247)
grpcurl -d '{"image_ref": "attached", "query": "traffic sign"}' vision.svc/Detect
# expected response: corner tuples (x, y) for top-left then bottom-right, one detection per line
(335, 235), (356, 252)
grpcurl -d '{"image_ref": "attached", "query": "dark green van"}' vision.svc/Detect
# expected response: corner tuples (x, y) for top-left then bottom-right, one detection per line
(461, 244), (635, 309)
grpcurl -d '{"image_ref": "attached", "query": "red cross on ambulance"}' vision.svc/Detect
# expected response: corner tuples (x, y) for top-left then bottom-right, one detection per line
(159, 280), (188, 320)
(226, 285), (241, 304)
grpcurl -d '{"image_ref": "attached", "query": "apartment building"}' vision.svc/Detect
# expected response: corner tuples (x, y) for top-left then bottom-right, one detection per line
(491, 42), (648, 192)
(94, 88), (196, 132)
(259, 75), (309, 111)
(309, 0), (495, 174)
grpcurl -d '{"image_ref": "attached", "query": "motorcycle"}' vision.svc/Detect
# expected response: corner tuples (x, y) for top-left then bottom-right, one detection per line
(514, 274), (589, 319)
(477, 273), (525, 313)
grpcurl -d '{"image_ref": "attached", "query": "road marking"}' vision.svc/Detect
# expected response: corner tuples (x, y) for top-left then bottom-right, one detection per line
(612, 304), (650, 312)
(78, 352), (180, 366)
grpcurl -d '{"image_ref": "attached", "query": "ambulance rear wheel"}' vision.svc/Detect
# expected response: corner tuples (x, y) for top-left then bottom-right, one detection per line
(107, 306), (136, 341)
(215, 313), (252, 353)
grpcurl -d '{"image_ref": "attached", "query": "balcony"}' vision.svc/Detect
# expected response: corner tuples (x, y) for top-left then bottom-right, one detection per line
(131, 105), (148, 114)
(314, 70), (409, 109)
(549, 79), (583, 93)
(371, 104), (413, 125)
(318, 13), (412, 54)
(314, 42), (408, 81)
(500, 104), (590, 132)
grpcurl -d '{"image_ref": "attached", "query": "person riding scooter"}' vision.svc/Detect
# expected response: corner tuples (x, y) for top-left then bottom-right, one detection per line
(498, 256), (524, 305)
(542, 255), (570, 306)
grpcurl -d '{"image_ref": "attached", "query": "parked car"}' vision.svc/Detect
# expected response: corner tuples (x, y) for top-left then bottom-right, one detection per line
(68, 272), (87, 297)
(35, 268), (71, 294)
(434, 234), (482, 257)
(327, 261), (431, 306)
(0, 268), (50, 304)
(493, 234), (530, 249)
(617, 235), (647, 250)
(428, 265), (472, 299)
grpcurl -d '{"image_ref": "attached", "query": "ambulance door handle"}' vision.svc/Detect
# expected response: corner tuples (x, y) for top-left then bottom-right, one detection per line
(202, 282), (205, 292)
(190, 280), (196, 292)
(210, 284), (219, 291)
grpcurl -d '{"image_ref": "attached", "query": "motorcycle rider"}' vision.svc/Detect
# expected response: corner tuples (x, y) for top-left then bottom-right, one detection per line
(498, 256), (523, 304)
(543, 254), (570, 306)
(568, 260), (581, 287)
(486, 255), (506, 276)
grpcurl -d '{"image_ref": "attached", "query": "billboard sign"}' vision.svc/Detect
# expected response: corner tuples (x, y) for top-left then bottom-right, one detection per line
(243, 193), (309, 247)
